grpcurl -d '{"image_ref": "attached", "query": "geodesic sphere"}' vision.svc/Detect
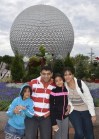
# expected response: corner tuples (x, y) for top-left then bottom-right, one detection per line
(10, 5), (74, 58)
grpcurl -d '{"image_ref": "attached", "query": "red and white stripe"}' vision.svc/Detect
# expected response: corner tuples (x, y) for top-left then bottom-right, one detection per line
(29, 77), (55, 116)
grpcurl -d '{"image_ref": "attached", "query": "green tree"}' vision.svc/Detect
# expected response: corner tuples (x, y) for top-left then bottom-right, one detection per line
(36, 44), (46, 57)
(44, 53), (53, 67)
(29, 56), (41, 67)
(64, 53), (74, 69)
(1, 55), (14, 70)
(35, 45), (46, 67)
(73, 54), (89, 64)
(53, 59), (64, 75)
(72, 54), (90, 78)
(76, 62), (86, 79)
(0, 56), (2, 63)
(11, 53), (25, 82)
(23, 56), (41, 82)
(94, 65), (99, 79)
(28, 56), (40, 75)
(23, 66), (41, 82)
(2, 55), (13, 64)
(39, 44), (46, 57)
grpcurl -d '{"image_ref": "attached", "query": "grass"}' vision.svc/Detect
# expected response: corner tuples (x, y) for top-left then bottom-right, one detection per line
(0, 100), (12, 111)
(94, 98), (99, 107)
(0, 77), (12, 82)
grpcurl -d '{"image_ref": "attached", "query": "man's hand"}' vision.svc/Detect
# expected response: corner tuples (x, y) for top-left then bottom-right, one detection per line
(65, 105), (71, 115)
(52, 125), (59, 132)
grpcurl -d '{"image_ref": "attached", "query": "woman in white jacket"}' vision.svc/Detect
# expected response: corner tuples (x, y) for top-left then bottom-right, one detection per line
(64, 67), (96, 139)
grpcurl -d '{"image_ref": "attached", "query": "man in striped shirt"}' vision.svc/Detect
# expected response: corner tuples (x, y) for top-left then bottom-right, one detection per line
(24, 66), (55, 139)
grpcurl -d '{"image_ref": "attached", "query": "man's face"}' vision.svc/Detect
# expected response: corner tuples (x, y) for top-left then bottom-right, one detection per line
(40, 70), (53, 83)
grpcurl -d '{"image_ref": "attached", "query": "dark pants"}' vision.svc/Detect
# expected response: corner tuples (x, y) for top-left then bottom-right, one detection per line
(54, 118), (68, 139)
(69, 110), (94, 139)
(24, 116), (51, 139)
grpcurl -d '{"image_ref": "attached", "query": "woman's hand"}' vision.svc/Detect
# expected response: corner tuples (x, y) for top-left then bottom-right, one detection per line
(91, 116), (96, 124)
(52, 125), (59, 132)
(65, 105), (71, 115)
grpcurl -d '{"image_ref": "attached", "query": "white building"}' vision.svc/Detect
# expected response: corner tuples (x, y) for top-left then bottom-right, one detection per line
(0, 62), (11, 79)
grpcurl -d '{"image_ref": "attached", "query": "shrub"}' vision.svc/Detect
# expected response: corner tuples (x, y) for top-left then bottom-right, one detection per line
(94, 98), (99, 107)
(0, 101), (12, 111)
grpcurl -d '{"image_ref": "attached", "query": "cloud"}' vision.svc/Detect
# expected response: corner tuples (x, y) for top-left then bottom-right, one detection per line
(0, 30), (14, 56)
(0, 0), (99, 57)
(71, 34), (99, 56)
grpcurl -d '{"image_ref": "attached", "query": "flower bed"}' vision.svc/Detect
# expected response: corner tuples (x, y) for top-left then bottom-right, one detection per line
(90, 88), (99, 99)
(0, 82), (20, 111)
(90, 88), (99, 107)
(0, 82), (99, 111)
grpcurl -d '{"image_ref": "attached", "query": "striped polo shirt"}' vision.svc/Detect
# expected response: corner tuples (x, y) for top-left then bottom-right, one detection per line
(29, 77), (55, 116)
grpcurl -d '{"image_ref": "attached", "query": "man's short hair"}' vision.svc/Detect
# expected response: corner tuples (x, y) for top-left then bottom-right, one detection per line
(40, 65), (53, 73)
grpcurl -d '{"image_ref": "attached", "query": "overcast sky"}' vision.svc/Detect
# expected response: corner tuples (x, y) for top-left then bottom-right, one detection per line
(0, 0), (99, 57)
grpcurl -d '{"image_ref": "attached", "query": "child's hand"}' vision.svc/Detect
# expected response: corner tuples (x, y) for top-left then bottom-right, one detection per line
(52, 125), (59, 132)
(14, 105), (26, 114)
(65, 105), (71, 115)
(19, 105), (26, 110)
(13, 106), (20, 114)
(91, 116), (96, 124)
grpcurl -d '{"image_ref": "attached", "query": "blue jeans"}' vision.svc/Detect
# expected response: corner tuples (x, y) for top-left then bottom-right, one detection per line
(69, 110), (94, 139)
(4, 122), (24, 138)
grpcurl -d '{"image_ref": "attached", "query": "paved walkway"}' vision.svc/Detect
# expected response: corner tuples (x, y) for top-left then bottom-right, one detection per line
(0, 108), (99, 139)
(68, 107), (99, 139)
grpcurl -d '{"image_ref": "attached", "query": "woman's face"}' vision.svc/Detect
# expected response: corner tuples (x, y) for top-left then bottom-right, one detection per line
(64, 71), (74, 83)
(55, 77), (64, 87)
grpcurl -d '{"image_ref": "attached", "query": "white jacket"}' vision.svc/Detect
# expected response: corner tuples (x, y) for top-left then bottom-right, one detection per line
(65, 77), (96, 116)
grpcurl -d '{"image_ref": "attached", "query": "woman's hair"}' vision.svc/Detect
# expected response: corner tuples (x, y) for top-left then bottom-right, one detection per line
(54, 73), (64, 81)
(63, 66), (75, 75)
(20, 85), (32, 99)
